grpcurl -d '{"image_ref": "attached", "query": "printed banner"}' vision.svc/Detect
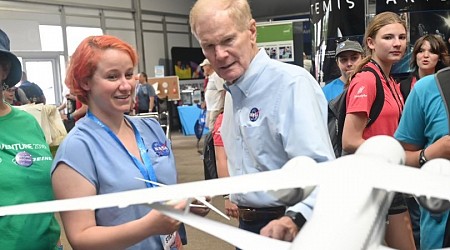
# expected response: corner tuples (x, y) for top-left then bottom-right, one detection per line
(376, 0), (450, 13)
(257, 23), (294, 62)
(310, 0), (365, 83)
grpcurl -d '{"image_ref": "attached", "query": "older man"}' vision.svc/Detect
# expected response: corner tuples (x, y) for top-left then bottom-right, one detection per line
(190, 0), (334, 242)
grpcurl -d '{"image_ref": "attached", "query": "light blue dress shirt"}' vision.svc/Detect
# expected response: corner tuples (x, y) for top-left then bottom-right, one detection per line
(222, 49), (335, 219)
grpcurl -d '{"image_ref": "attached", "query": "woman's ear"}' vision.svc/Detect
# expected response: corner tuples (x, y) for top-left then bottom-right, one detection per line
(79, 78), (91, 91)
(367, 37), (375, 50)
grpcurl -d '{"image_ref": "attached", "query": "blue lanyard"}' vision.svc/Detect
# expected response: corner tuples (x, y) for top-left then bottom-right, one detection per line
(87, 110), (157, 188)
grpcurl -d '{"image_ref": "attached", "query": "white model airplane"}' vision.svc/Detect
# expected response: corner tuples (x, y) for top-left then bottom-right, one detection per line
(1, 136), (450, 250)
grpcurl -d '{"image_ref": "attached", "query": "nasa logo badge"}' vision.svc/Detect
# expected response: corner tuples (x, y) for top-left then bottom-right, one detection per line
(152, 142), (170, 156)
(249, 107), (259, 122)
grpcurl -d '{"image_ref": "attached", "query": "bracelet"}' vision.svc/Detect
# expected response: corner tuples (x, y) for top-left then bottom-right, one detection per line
(419, 148), (428, 167)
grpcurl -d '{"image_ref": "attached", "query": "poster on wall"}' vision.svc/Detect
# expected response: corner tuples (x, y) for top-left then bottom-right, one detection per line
(377, 1), (450, 75)
(257, 23), (294, 62)
(310, 0), (365, 84)
(171, 47), (205, 80)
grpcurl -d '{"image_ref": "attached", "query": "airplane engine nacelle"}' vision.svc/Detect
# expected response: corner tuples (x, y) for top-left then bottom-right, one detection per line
(418, 158), (450, 213)
(355, 135), (405, 165)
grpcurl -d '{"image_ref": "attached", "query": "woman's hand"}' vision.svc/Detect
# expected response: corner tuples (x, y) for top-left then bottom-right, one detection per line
(189, 197), (211, 217)
(146, 209), (181, 235)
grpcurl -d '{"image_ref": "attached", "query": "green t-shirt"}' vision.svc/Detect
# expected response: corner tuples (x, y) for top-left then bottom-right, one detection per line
(0, 106), (60, 250)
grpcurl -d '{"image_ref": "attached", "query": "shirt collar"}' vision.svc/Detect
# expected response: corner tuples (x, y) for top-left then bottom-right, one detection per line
(228, 48), (268, 97)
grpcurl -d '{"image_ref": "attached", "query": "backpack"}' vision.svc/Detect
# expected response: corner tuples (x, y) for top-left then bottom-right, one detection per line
(399, 72), (418, 100)
(202, 132), (218, 180)
(327, 67), (385, 158)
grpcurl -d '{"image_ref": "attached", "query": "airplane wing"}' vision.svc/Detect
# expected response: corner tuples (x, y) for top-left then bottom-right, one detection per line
(0, 156), (320, 216)
(152, 203), (291, 250)
(333, 155), (450, 203)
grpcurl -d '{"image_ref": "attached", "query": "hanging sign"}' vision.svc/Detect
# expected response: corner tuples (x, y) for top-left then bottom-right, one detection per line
(310, 0), (365, 84)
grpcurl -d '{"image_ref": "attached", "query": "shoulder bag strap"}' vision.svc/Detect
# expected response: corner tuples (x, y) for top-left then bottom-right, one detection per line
(435, 67), (450, 135)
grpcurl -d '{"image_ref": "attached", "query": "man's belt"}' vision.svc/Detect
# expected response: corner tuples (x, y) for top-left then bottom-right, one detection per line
(238, 206), (286, 222)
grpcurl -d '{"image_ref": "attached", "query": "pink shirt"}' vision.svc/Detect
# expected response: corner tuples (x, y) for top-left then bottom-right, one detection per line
(213, 113), (224, 146)
(346, 63), (404, 139)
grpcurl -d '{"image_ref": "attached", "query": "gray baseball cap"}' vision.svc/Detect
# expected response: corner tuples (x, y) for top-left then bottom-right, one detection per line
(335, 40), (363, 57)
(0, 29), (22, 87)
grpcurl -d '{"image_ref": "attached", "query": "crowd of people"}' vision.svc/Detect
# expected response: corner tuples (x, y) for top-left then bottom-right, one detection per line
(2, 0), (450, 249)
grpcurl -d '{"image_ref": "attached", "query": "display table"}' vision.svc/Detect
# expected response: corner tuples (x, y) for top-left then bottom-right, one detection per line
(177, 105), (209, 136)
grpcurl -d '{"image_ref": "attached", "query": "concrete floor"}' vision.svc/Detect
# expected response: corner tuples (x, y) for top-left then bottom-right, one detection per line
(59, 131), (237, 249)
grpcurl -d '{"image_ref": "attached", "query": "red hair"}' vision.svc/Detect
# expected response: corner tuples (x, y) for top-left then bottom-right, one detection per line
(65, 35), (138, 104)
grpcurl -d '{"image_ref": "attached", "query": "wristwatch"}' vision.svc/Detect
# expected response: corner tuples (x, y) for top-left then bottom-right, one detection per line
(285, 211), (307, 230)
(419, 148), (428, 167)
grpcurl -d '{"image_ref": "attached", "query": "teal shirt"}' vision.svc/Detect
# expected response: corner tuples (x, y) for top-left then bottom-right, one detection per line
(395, 75), (449, 249)
(0, 106), (60, 250)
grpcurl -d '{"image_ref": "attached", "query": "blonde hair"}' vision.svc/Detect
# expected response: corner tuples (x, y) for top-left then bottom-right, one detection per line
(189, 0), (252, 38)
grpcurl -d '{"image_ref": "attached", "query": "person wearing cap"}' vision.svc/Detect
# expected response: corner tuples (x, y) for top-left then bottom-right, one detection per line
(190, 0), (334, 242)
(200, 58), (225, 130)
(322, 40), (363, 102)
(0, 29), (61, 249)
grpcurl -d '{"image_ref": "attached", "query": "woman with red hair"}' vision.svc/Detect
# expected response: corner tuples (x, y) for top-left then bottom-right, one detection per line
(52, 35), (209, 249)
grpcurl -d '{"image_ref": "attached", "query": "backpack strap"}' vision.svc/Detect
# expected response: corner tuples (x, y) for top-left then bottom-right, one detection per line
(436, 67), (450, 247)
(400, 74), (414, 100)
(334, 89), (348, 157)
(359, 67), (385, 127)
(435, 67), (450, 135)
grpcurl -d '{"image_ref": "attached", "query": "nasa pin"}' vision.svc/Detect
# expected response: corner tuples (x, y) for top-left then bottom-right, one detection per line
(152, 142), (170, 156)
(249, 107), (260, 122)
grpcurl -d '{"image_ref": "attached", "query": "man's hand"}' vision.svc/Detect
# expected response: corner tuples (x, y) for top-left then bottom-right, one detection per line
(224, 199), (239, 219)
(260, 216), (299, 242)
